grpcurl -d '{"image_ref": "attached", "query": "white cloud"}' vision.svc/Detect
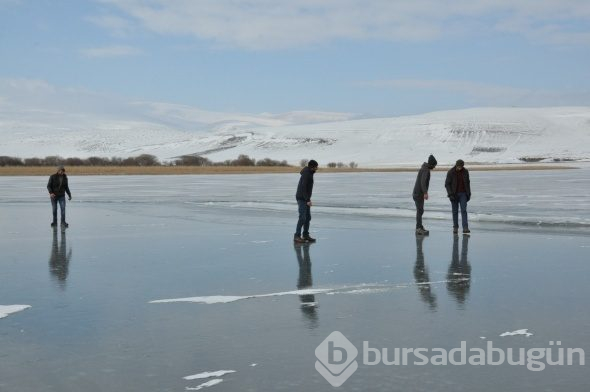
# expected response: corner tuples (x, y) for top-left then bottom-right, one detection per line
(80, 45), (143, 58)
(360, 78), (590, 107)
(87, 14), (136, 37)
(96, 0), (590, 49)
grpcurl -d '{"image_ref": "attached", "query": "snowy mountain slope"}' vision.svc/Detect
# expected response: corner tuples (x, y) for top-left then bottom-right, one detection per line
(1, 106), (589, 166)
(170, 107), (590, 166)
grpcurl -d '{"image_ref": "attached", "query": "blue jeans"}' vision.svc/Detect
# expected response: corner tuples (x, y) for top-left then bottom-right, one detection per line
(51, 195), (66, 223)
(451, 192), (468, 229)
(295, 199), (311, 237)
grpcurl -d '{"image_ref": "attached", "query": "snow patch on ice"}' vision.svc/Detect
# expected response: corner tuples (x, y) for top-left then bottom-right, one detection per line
(500, 329), (533, 337)
(0, 305), (31, 319)
(151, 280), (460, 305)
(184, 370), (236, 380)
(151, 288), (334, 304)
(186, 379), (224, 390)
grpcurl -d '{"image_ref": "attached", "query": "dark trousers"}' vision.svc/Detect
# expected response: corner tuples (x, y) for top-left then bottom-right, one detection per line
(51, 195), (66, 223)
(414, 196), (424, 229)
(295, 199), (311, 236)
(451, 192), (469, 228)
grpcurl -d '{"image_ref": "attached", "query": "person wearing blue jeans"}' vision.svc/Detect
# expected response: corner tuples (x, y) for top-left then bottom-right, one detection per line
(294, 160), (318, 243)
(47, 165), (72, 228)
(445, 159), (471, 234)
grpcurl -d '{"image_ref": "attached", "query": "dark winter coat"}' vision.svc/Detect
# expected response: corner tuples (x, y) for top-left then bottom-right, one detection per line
(412, 163), (431, 199)
(445, 167), (471, 200)
(296, 167), (315, 202)
(47, 173), (71, 198)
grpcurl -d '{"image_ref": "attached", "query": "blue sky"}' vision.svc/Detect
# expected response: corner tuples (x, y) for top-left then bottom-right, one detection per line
(1, 0), (590, 118)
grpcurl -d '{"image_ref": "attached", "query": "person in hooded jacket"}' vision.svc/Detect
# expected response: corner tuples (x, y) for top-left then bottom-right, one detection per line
(445, 159), (471, 234)
(412, 155), (437, 235)
(294, 160), (318, 243)
(47, 165), (72, 228)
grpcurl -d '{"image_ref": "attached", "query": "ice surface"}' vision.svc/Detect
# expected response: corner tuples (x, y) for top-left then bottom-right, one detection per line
(0, 172), (589, 392)
(500, 329), (533, 337)
(184, 370), (236, 380)
(0, 305), (31, 319)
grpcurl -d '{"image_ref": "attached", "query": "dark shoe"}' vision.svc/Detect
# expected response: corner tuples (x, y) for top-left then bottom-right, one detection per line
(463, 228), (470, 234)
(453, 227), (458, 234)
(51, 222), (57, 227)
(61, 222), (69, 228)
(303, 235), (316, 243)
(294, 235), (307, 243)
(415, 227), (429, 235)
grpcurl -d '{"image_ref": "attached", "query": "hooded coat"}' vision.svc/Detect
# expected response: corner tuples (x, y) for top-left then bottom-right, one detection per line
(296, 167), (315, 202)
(412, 162), (431, 199)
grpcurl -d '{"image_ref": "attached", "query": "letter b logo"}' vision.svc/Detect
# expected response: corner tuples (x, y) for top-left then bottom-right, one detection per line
(315, 331), (359, 387)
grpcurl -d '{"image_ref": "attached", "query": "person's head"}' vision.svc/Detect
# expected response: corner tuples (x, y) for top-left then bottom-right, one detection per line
(427, 155), (437, 169)
(57, 165), (65, 175)
(455, 159), (465, 171)
(308, 159), (319, 172)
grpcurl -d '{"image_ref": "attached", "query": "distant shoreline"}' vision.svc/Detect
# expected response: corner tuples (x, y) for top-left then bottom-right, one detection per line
(0, 163), (579, 176)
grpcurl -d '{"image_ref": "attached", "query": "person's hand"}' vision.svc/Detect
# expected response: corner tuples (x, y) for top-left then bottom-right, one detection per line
(448, 194), (456, 201)
(68, 196), (72, 201)
(307, 201), (312, 207)
(50, 193), (56, 199)
(424, 193), (429, 201)
(466, 195), (470, 202)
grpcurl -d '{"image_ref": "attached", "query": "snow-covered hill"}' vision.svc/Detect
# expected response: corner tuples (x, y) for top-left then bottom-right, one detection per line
(1, 106), (589, 166)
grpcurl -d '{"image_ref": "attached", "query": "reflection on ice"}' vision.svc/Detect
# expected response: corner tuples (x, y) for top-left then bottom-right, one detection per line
(49, 228), (72, 290)
(446, 235), (471, 307)
(294, 243), (318, 328)
(414, 236), (437, 311)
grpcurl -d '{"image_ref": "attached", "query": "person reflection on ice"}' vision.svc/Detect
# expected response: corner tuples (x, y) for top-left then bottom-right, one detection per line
(49, 227), (72, 290)
(446, 235), (471, 308)
(294, 242), (318, 328)
(414, 235), (437, 311)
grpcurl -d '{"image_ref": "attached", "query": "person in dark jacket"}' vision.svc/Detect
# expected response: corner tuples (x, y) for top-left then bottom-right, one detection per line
(47, 165), (72, 228)
(294, 160), (318, 243)
(445, 159), (471, 234)
(412, 155), (437, 235)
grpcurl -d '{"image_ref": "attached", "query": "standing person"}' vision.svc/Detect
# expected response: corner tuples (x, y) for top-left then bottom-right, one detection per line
(445, 159), (471, 234)
(294, 160), (318, 243)
(412, 154), (437, 235)
(47, 165), (72, 228)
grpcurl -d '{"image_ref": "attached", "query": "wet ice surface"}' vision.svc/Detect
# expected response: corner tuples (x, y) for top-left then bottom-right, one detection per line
(1, 170), (589, 391)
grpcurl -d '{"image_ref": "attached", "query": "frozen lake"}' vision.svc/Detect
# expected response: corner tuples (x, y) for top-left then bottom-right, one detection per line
(1, 169), (589, 391)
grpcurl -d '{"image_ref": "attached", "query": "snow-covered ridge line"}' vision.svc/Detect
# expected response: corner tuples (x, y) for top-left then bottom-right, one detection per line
(1, 107), (589, 166)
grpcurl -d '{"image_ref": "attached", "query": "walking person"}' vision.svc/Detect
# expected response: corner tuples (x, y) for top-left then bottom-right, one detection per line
(47, 165), (72, 228)
(294, 160), (318, 243)
(412, 155), (437, 235)
(445, 159), (471, 234)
